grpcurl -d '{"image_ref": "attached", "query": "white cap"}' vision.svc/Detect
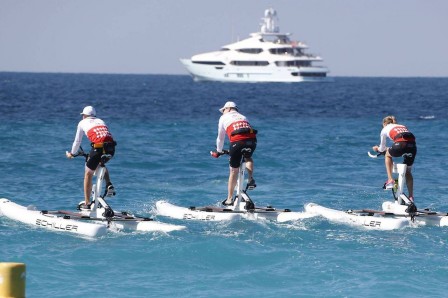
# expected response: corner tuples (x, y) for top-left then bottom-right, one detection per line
(80, 106), (96, 116)
(219, 101), (238, 113)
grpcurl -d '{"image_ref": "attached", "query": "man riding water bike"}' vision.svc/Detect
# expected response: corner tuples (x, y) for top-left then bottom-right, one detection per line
(372, 115), (417, 202)
(66, 106), (116, 209)
(211, 101), (257, 206)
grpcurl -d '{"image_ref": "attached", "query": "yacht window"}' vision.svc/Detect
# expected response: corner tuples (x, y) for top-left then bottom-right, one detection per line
(230, 61), (269, 66)
(269, 48), (295, 55)
(299, 72), (327, 77)
(293, 48), (304, 56)
(236, 48), (263, 54)
(275, 61), (311, 67)
(192, 61), (226, 65)
(220, 48), (230, 51)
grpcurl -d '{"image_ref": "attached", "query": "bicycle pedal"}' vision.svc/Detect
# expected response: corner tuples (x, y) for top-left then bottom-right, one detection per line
(106, 190), (116, 197)
(246, 179), (256, 190)
(105, 185), (116, 197)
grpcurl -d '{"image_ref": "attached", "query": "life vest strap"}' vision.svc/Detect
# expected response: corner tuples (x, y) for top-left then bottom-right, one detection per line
(230, 128), (258, 136)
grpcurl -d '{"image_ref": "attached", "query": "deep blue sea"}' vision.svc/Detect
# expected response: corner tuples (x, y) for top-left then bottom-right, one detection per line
(1, 72), (448, 297)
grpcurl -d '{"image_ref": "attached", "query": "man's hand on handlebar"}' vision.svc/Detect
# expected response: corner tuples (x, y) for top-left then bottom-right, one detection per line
(66, 147), (88, 160)
(210, 150), (229, 158)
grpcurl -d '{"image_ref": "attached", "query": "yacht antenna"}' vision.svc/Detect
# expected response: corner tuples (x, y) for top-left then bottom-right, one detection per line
(260, 8), (279, 33)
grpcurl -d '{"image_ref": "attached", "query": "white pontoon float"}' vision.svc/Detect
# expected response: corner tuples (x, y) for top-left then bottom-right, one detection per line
(156, 151), (314, 223)
(0, 149), (185, 237)
(305, 153), (448, 230)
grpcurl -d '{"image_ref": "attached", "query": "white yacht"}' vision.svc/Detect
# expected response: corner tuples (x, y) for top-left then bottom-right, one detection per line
(180, 8), (329, 83)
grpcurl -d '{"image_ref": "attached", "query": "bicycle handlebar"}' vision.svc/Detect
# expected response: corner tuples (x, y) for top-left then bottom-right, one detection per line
(210, 150), (229, 158)
(67, 146), (88, 161)
(368, 151), (385, 158)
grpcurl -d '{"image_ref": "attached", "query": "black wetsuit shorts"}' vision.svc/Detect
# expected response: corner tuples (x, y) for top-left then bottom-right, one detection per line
(388, 141), (417, 166)
(86, 142), (116, 171)
(229, 138), (257, 168)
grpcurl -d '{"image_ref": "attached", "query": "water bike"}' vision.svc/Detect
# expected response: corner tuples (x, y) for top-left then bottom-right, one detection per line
(305, 151), (448, 230)
(0, 148), (185, 237)
(156, 150), (314, 222)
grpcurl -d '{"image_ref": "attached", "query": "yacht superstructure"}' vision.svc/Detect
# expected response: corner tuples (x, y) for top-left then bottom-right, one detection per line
(180, 8), (329, 83)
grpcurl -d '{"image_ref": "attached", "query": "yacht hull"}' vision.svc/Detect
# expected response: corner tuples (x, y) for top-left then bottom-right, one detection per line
(180, 59), (330, 83)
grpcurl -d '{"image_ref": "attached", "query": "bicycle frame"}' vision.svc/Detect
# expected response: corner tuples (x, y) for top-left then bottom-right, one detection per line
(391, 163), (412, 205)
(72, 147), (114, 219)
(229, 156), (255, 211)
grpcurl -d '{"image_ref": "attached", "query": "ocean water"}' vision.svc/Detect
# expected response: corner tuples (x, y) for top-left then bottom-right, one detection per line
(1, 72), (448, 297)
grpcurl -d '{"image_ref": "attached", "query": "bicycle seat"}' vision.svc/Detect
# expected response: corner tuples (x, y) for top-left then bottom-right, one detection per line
(100, 154), (113, 165)
(241, 148), (252, 158)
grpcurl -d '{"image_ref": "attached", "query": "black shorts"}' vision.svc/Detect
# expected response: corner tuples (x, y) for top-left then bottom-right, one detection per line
(228, 139), (257, 168)
(86, 142), (116, 171)
(388, 142), (417, 166)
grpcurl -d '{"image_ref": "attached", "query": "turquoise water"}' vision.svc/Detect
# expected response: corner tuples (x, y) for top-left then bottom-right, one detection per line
(1, 73), (448, 297)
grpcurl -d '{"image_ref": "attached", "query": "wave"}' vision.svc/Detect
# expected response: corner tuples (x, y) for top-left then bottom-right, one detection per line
(419, 115), (435, 120)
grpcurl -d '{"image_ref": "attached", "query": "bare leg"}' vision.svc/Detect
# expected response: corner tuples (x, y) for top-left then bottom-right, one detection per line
(245, 157), (254, 181)
(226, 167), (239, 203)
(385, 151), (394, 181)
(84, 170), (94, 205)
(406, 169), (414, 199)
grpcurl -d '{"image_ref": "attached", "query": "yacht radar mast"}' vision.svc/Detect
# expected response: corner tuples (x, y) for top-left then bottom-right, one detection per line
(260, 8), (279, 33)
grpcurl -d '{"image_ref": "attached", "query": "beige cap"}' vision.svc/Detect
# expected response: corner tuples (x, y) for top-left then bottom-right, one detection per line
(219, 101), (238, 113)
(80, 106), (96, 116)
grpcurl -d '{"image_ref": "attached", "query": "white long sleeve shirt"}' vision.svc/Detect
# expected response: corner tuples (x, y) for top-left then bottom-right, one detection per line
(216, 111), (255, 152)
(70, 117), (113, 154)
(378, 123), (411, 152)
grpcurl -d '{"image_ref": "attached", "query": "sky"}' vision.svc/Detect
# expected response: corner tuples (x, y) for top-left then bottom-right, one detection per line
(0, 0), (447, 77)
